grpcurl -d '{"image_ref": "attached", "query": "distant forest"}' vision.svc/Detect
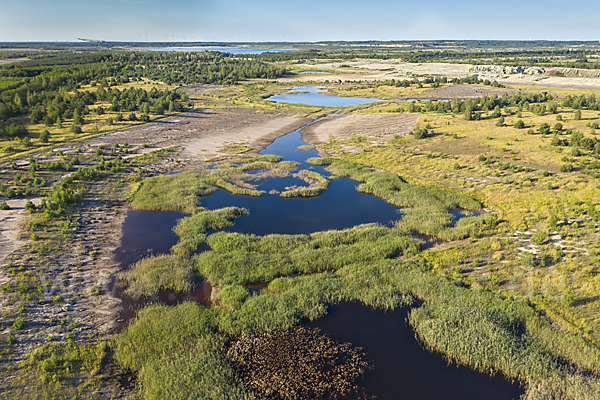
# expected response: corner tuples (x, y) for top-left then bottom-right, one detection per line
(0, 51), (287, 138)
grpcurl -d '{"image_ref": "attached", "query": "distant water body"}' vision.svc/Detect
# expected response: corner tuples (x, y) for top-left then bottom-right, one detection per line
(129, 47), (290, 54)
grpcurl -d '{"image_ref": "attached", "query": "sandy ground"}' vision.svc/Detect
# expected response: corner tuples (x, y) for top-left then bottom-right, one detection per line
(0, 198), (41, 271)
(301, 114), (418, 153)
(287, 60), (600, 89)
(181, 114), (310, 160)
(86, 108), (310, 162)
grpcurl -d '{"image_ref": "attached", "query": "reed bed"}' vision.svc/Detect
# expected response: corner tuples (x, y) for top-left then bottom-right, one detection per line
(116, 256), (600, 400)
(120, 254), (195, 298)
(116, 157), (600, 399)
(129, 155), (294, 214)
(196, 224), (423, 286)
(215, 179), (264, 197)
(129, 170), (216, 214)
(280, 170), (331, 198)
(113, 302), (257, 400)
(122, 207), (247, 297)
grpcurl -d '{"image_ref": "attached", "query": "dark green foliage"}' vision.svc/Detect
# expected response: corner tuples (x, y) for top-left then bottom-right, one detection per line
(39, 129), (50, 143)
(538, 122), (551, 135)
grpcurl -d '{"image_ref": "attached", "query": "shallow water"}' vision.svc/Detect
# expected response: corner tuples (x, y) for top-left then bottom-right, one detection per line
(265, 86), (382, 107)
(306, 303), (524, 400)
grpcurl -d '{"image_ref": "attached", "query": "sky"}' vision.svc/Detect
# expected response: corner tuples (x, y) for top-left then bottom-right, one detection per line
(1, 0), (599, 43)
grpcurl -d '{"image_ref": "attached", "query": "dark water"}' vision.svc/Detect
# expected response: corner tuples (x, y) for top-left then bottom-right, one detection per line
(201, 179), (401, 235)
(306, 303), (524, 400)
(113, 210), (185, 266)
(266, 86), (382, 106)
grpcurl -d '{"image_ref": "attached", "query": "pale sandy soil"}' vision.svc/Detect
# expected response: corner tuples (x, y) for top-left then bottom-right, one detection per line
(301, 113), (418, 154)
(181, 115), (309, 160)
(86, 108), (310, 162)
(301, 114), (419, 145)
(0, 198), (41, 272)
(285, 60), (600, 89)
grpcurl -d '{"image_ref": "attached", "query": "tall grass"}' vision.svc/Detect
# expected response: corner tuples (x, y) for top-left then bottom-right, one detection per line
(129, 170), (216, 214)
(117, 157), (600, 399)
(216, 179), (264, 197)
(120, 254), (194, 297)
(122, 207), (248, 297)
(196, 224), (423, 286)
(129, 155), (294, 214)
(308, 158), (487, 240)
(280, 170), (331, 198)
(113, 302), (258, 400)
(117, 255), (600, 400)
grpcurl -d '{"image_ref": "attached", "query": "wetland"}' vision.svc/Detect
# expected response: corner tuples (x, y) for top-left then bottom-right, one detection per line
(4, 43), (600, 400)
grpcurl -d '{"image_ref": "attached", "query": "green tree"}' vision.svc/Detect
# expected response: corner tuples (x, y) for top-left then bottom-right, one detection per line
(39, 129), (50, 143)
(514, 120), (525, 129)
(574, 109), (582, 120)
(553, 122), (563, 132)
(561, 285), (575, 307)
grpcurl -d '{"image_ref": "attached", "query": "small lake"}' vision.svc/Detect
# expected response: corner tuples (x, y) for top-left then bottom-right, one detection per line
(306, 303), (524, 400)
(265, 86), (382, 107)
(128, 47), (290, 54)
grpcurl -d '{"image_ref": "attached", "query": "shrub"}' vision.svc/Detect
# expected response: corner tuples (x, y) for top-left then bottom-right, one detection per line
(39, 129), (50, 143)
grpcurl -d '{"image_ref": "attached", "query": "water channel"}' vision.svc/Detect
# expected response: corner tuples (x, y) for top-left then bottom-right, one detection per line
(113, 88), (524, 399)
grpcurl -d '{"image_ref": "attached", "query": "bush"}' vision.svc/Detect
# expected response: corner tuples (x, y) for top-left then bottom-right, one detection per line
(0, 202), (9, 210)
(39, 129), (50, 143)
(514, 120), (525, 129)
(560, 163), (574, 172)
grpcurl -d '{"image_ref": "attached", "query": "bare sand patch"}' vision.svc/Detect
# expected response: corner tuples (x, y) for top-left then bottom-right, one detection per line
(181, 114), (310, 160)
(301, 114), (418, 147)
(86, 109), (309, 162)
(0, 198), (41, 270)
(282, 60), (600, 89)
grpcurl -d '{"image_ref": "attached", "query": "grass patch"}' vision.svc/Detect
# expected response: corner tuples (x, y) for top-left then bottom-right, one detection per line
(121, 207), (248, 297)
(197, 224), (422, 286)
(215, 179), (264, 197)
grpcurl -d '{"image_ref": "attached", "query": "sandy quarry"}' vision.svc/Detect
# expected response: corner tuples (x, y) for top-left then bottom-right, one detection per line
(286, 59), (600, 89)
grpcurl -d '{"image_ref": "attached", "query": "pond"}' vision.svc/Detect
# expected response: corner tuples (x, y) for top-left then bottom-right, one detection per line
(265, 86), (382, 107)
(306, 303), (524, 400)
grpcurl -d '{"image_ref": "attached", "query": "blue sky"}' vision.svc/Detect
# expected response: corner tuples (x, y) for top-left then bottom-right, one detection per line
(1, 0), (599, 42)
